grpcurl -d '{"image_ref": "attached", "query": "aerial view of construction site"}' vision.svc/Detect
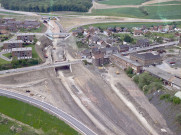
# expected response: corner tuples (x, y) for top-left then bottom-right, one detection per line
(0, 0), (181, 135)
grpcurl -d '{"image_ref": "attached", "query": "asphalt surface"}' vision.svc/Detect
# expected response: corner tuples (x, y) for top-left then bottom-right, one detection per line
(0, 89), (97, 135)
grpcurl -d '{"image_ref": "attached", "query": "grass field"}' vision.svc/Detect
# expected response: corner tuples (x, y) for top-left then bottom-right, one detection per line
(82, 22), (181, 29)
(150, 1), (181, 5)
(98, 0), (147, 5)
(0, 58), (11, 65)
(2, 53), (12, 59)
(25, 44), (40, 59)
(0, 11), (22, 15)
(0, 114), (38, 135)
(0, 96), (79, 135)
(90, 5), (181, 19)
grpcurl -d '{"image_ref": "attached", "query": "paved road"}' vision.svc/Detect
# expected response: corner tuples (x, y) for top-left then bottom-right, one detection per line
(0, 89), (96, 135)
(0, 60), (81, 75)
(121, 41), (179, 55)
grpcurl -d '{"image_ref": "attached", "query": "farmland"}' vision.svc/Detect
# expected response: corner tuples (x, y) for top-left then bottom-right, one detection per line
(97, 0), (148, 5)
(90, 5), (181, 19)
(0, 96), (79, 135)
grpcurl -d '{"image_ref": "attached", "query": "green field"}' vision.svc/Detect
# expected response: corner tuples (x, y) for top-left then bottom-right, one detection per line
(0, 114), (38, 135)
(2, 53), (12, 59)
(20, 23), (47, 33)
(90, 5), (181, 19)
(150, 1), (181, 5)
(0, 58), (11, 65)
(25, 44), (40, 59)
(0, 11), (22, 15)
(82, 22), (181, 29)
(98, 0), (148, 5)
(0, 96), (79, 135)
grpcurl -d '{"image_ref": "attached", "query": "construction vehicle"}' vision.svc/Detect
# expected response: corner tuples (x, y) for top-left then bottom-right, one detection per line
(116, 70), (120, 75)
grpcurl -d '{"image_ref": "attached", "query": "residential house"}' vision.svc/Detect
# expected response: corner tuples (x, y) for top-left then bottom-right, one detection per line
(119, 44), (129, 52)
(12, 47), (32, 60)
(3, 40), (23, 51)
(17, 33), (34, 43)
(134, 30), (143, 36)
(136, 39), (150, 47)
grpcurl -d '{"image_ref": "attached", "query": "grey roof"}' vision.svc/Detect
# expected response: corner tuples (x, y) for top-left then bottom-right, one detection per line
(4, 40), (24, 44)
(137, 39), (149, 43)
(145, 67), (181, 87)
(119, 44), (129, 49)
(12, 47), (32, 51)
(130, 53), (161, 60)
(17, 33), (34, 36)
(113, 54), (142, 67)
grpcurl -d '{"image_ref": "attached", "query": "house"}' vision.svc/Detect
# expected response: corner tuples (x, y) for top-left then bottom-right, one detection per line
(17, 33), (34, 43)
(153, 26), (158, 31)
(103, 30), (112, 36)
(115, 27), (122, 33)
(89, 35), (99, 44)
(81, 49), (92, 58)
(136, 39), (150, 47)
(0, 29), (9, 35)
(105, 47), (119, 56)
(3, 18), (16, 22)
(12, 47), (32, 60)
(134, 30), (143, 36)
(3, 40), (23, 51)
(92, 52), (109, 66)
(130, 53), (162, 66)
(110, 54), (142, 73)
(119, 44), (129, 52)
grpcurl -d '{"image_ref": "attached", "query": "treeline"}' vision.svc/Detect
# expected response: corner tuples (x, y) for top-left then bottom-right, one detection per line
(1, 0), (92, 12)
(0, 59), (40, 71)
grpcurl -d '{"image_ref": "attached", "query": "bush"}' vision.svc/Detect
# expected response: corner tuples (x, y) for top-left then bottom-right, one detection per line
(172, 97), (181, 104)
(160, 94), (171, 100)
(133, 75), (139, 84)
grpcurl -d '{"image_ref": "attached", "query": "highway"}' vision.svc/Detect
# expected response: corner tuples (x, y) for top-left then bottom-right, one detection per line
(0, 60), (81, 75)
(121, 41), (179, 55)
(0, 89), (97, 135)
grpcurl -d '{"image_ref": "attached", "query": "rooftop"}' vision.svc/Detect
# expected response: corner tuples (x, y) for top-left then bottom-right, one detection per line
(16, 33), (35, 36)
(4, 40), (24, 44)
(12, 47), (32, 51)
(145, 66), (181, 87)
(113, 54), (142, 67)
(130, 53), (161, 60)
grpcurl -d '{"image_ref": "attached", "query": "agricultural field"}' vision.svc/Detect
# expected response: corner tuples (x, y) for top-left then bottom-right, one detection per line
(97, 0), (148, 5)
(150, 1), (181, 5)
(90, 5), (181, 19)
(0, 96), (79, 135)
(83, 22), (180, 29)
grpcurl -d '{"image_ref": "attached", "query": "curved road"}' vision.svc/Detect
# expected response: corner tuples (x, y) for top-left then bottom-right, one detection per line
(0, 89), (97, 135)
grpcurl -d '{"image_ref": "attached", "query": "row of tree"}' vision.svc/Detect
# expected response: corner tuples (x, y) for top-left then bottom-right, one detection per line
(1, 0), (92, 12)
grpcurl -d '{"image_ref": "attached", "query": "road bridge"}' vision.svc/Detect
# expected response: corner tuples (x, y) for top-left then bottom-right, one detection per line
(0, 60), (81, 75)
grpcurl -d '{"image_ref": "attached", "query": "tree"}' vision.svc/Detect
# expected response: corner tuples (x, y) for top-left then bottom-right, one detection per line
(124, 35), (134, 43)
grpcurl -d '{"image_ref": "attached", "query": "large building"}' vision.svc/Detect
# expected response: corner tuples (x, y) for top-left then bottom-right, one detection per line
(3, 40), (23, 51)
(130, 53), (162, 66)
(92, 52), (109, 66)
(17, 33), (34, 43)
(12, 47), (32, 60)
(110, 54), (142, 73)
